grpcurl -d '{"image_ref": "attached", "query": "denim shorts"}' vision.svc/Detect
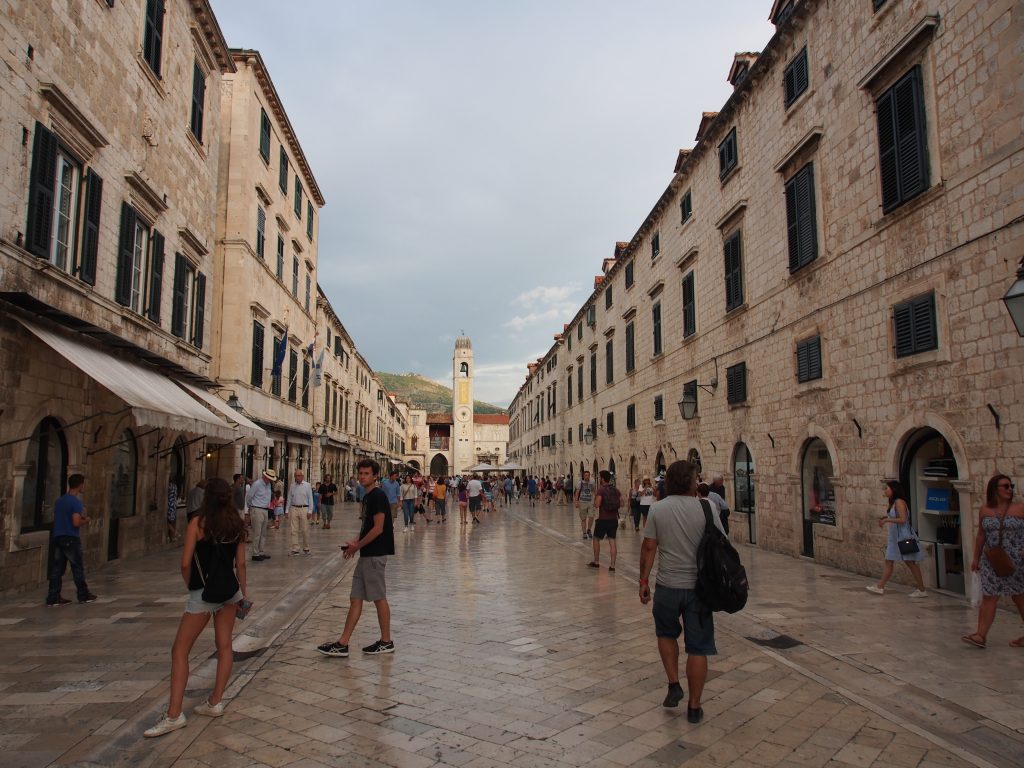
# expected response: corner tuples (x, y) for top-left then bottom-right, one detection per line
(652, 585), (717, 655)
(185, 588), (243, 615)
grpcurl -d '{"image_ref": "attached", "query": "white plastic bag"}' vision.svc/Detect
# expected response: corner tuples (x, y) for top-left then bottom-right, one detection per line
(969, 571), (982, 609)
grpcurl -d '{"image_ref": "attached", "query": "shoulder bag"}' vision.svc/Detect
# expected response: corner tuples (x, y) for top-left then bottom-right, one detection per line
(897, 520), (920, 556)
(984, 510), (1017, 578)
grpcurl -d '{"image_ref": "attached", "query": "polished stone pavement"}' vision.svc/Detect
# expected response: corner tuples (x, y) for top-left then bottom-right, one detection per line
(0, 497), (1021, 768)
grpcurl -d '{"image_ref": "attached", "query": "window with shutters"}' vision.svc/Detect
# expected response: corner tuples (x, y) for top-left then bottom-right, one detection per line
(784, 48), (809, 107)
(785, 163), (818, 272)
(654, 395), (664, 422)
(568, 428), (573, 445)
(796, 335), (823, 382)
(270, 335), (283, 395)
(680, 189), (693, 224)
(590, 418), (598, 441)
(256, 206), (266, 260)
(625, 321), (635, 372)
(294, 178), (302, 218)
(586, 305), (596, 327)
(251, 321), (265, 387)
(305, 273), (311, 312)
(190, 61), (206, 142)
(589, 352), (597, 393)
(288, 349), (298, 403)
(578, 323), (583, 340)
(605, 285), (613, 309)
(625, 260), (634, 288)
(142, 0), (165, 78)
(292, 256), (299, 296)
(169, 254), (205, 348)
(651, 231), (661, 260)
(577, 362), (584, 401)
(276, 235), (285, 280)
(893, 293), (937, 358)
(726, 362), (747, 404)
(723, 230), (744, 312)
(606, 412), (615, 435)
(302, 359), (310, 409)
(259, 108), (271, 163)
(334, 336), (342, 356)
(877, 66), (929, 213)
(683, 380), (698, 415)
(626, 404), (636, 430)
(652, 302), (663, 356)
(306, 201), (314, 240)
(682, 272), (696, 338)
(567, 370), (573, 407)
(718, 127), (738, 179)
(605, 339), (614, 385)
(279, 146), (289, 194)
(116, 203), (166, 323)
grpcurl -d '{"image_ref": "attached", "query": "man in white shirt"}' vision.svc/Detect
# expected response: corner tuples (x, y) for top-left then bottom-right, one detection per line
(245, 469), (276, 561)
(287, 469), (314, 555)
(467, 475), (483, 524)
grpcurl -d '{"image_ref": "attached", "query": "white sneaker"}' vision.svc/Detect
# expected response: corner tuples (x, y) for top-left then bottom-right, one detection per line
(865, 585), (885, 595)
(403, 527), (408, 532)
(194, 698), (225, 717)
(908, 589), (928, 598)
(143, 712), (186, 738)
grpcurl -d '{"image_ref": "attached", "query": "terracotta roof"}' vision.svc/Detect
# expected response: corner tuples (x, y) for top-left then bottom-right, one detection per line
(695, 112), (719, 142)
(473, 414), (509, 425)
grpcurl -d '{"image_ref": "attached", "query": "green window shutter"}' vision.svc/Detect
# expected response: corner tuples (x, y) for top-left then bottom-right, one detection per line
(911, 294), (937, 353)
(170, 252), (186, 338)
(251, 321), (264, 387)
(190, 62), (205, 141)
(192, 272), (206, 348)
(279, 146), (288, 193)
(115, 203), (137, 306)
(654, 396), (663, 421)
(259, 109), (271, 162)
(306, 201), (314, 239)
(682, 272), (696, 337)
(724, 232), (744, 311)
(26, 123), (59, 258)
(143, 0), (165, 77)
(625, 322), (635, 371)
(147, 230), (164, 323)
(288, 350), (298, 402)
(652, 303), (662, 355)
(786, 163), (818, 272)
(79, 169), (102, 285)
(605, 339), (613, 384)
(878, 66), (929, 213)
(302, 359), (310, 409)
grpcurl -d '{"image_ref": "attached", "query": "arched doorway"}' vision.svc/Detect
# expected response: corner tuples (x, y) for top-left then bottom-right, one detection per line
(608, 457), (616, 481)
(733, 442), (756, 544)
(800, 438), (836, 557)
(109, 429), (138, 561)
(900, 428), (962, 593)
(592, 459), (599, 477)
(629, 456), (638, 491)
(429, 453), (448, 477)
(654, 450), (665, 477)
(21, 417), (68, 532)
(687, 448), (703, 478)
(168, 438), (186, 532)
(408, 460), (421, 471)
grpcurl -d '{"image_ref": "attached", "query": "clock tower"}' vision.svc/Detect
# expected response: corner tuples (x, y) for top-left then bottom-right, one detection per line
(452, 335), (475, 474)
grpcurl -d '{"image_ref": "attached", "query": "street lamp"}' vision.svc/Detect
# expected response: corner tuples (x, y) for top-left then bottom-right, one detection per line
(678, 382), (717, 420)
(226, 392), (241, 411)
(319, 425), (329, 449)
(583, 425), (603, 445)
(1002, 259), (1024, 336)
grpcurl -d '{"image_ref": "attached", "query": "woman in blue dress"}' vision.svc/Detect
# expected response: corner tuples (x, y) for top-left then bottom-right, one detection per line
(866, 481), (927, 597)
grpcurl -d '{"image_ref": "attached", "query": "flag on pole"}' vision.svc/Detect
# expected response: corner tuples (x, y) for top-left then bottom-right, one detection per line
(305, 332), (317, 357)
(271, 326), (288, 378)
(313, 348), (325, 387)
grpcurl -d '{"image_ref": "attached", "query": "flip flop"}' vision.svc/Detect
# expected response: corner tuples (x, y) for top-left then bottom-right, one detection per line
(1010, 637), (1024, 648)
(961, 634), (986, 649)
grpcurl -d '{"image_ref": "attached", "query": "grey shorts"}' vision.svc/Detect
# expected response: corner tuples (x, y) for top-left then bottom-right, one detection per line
(351, 556), (388, 602)
(652, 585), (717, 656)
(185, 588), (242, 615)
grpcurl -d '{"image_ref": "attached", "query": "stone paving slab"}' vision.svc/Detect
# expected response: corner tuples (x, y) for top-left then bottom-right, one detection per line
(0, 498), (1021, 767)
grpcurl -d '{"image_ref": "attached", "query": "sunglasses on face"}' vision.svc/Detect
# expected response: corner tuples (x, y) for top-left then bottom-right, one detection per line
(998, 483), (1015, 490)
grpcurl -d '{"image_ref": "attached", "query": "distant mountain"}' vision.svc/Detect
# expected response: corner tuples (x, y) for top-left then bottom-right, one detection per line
(377, 372), (506, 415)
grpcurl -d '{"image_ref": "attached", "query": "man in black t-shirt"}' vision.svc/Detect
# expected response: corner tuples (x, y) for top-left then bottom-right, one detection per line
(317, 458), (396, 658)
(319, 474), (338, 530)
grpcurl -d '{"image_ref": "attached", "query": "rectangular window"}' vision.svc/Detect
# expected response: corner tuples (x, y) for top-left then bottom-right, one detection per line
(256, 206), (266, 260)
(718, 127), (738, 179)
(170, 254), (205, 347)
(605, 285), (613, 309)
(785, 162), (818, 272)
(651, 231), (660, 260)
(727, 362), (747, 404)
(279, 146), (289, 194)
(567, 428), (573, 445)
(143, 0), (165, 78)
(654, 395), (664, 422)
(288, 349), (298, 403)
(796, 335), (823, 382)
(306, 201), (314, 240)
(302, 359), (310, 409)
(683, 380), (698, 416)
(567, 332), (572, 352)
(259, 108), (271, 163)
(724, 230), (744, 312)
(877, 66), (929, 213)
(625, 321), (635, 372)
(626, 404), (636, 430)
(251, 321), (264, 388)
(294, 177), (302, 218)
(567, 370), (573, 407)
(680, 189), (692, 223)
(578, 323), (583, 340)
(784, 48), (809, 107)
(586, 305), (596, 326)
(190, 61), (206, 142)
(116, 203), (164, 321)
(625, 260), (634, 288)
(578, 423), (583, 443)
(276, 234), (285, 280)
(682, 272), (696, 338)
(605, 339), (614, 384)
(652, 302), (662, 356)
(893, 293), (938, 358)
(292, 256), (299, 296)
(305, 273), (311, 312)
(577, 363), (584, 401)
(271, 335), (283, 396)
(606, 412), (615, 435)
(589, 352), (597, 394)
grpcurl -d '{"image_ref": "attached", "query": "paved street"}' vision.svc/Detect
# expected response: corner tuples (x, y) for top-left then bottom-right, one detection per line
(1, 498), (1021, 768)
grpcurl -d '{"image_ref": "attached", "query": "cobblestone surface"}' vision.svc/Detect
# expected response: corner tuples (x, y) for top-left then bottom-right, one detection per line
(0, 499), (1021, 767)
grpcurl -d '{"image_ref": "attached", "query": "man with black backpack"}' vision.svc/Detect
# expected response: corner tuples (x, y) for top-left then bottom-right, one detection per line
(638, 459), (726, 723)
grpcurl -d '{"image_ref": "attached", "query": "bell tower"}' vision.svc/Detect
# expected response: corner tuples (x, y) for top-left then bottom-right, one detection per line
(452, 335), (475, 475)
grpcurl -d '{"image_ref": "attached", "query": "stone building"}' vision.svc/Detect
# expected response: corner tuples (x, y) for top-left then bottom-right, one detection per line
(509, 0), (1024, 594)
(0, 0), (260, 591)
(210, 48), (324, 483)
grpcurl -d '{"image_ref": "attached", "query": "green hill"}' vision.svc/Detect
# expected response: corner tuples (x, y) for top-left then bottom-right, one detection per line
(377, 372), (506, 414)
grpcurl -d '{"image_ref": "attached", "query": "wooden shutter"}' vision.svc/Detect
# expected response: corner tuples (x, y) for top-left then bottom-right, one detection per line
(786, 164), (818, 272)
(911, 293), (936, 352)
(605, 339), (613, 384)
(26, 123), (58, 258)
(144, 0), (165, 76)
(193, 273), (206, 348)
(727, 363), (747, 404)
(251, 322), (264, 387)
(724, 232), (743, 310)
(625, 322), (635, 371)
(682, 273), (696, 336)
(894, 68), (928, 204)
(289, 350), (298, 402)
(147, 230), (164, 323)
(170, 252), (186, 337)
(302, 359), (310, 408)
(796, 336), (821, 382)
(653, 303), (662, 355)
(115, 203), (136, 306)
(79, 169), (102, 285)
(654, 396), (663, 421)
(190, 62), (206, 141)
(259, 109), (271, 162)
(279, 146), (288, 193)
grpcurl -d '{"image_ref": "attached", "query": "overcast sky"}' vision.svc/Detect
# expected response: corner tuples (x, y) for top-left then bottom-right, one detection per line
(213, 1), (776, 407)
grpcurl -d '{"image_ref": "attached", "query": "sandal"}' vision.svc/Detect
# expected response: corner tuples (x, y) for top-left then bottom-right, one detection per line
(961, 634), (986, 649)
(586, 562), (600, 569)
(1010, 637), (1024, 648)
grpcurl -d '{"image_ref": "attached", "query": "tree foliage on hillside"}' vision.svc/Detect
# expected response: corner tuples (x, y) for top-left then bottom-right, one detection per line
(377, 372), (506, 414)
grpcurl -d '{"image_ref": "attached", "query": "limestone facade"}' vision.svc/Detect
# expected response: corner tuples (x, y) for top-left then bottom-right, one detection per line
(509, 0), (1024, 593)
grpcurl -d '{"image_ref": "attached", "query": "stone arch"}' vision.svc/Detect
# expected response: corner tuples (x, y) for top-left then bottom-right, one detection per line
(790, 423), (843, 479)
(629, 455), (639, 488)
(654, 450), (665, 477)
(882, 412), (970, 482)
(429, 453), (448, 477)
(408, 459), (421, 471)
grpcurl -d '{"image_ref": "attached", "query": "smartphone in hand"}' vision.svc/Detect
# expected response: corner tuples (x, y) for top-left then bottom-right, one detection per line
(236, 598), (253, 620)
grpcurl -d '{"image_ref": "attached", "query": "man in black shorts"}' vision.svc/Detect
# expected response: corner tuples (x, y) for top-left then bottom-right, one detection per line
(587, 470), (622, 571)
(317, 458), (396, 657)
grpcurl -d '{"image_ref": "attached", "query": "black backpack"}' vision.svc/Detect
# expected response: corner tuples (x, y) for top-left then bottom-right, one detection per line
(695, 499), (748, 613)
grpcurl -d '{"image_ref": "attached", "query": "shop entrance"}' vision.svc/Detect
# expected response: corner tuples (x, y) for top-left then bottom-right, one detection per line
(800, 439), (837, 557)
(900, 428), (962, 593)
(733, 442), (756, 545)
(429, 453), (448, 477)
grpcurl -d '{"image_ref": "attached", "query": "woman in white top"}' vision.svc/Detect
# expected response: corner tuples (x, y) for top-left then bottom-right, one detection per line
(400, 477), (419, 532)
(639, 477), (656, 529)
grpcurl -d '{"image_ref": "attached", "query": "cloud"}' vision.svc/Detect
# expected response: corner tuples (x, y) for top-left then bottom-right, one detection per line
(511, 284), (582, 309)
(504, 282), (585, 331)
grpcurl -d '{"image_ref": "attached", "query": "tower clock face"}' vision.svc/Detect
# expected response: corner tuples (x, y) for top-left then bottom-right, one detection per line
(457, 407), (470, 422)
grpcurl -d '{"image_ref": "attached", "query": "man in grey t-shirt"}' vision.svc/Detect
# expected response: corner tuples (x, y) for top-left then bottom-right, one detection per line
(639, 460), (725, 723)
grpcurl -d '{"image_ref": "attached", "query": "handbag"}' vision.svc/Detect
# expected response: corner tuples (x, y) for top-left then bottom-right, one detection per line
(897, 522), (920, 556)
(984, 509), (1017, 578)
(193, 541), (239, 603)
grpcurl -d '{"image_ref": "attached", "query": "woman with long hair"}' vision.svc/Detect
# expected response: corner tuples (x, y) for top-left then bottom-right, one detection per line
(866, 481), (927, 597)
(962, 474), (1024, 648)
(145, 477), (248, 737)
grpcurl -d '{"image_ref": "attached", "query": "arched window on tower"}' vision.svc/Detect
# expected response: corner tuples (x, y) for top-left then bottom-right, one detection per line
(460, 362), (469, 377)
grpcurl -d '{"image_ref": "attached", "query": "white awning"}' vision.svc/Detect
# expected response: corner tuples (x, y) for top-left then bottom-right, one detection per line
(176, 382), (272, 447)
(19, 318), (238, 441)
